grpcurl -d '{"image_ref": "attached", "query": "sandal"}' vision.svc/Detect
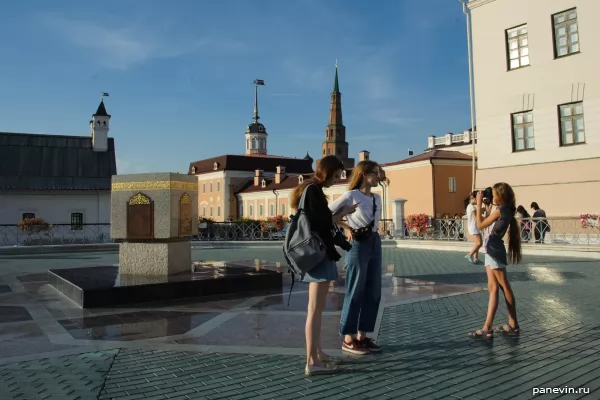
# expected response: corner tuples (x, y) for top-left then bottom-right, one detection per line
(467, 329), (493, 339)
(494, 323), (520, 335)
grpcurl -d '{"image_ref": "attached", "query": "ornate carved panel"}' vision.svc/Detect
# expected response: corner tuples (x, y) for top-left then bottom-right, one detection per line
(127, 193), (154, 239)
(179, 193), (193, 236)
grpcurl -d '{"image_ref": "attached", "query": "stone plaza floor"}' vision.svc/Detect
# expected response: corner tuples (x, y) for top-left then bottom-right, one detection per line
(0, 246), (599, 399)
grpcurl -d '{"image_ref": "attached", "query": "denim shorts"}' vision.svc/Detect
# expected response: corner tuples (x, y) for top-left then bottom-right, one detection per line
(485, 253), (507, 269)
(300, 257), (339, 283)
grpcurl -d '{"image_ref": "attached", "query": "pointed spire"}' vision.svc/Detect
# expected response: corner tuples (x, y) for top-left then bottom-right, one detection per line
(94, 100), (109, 117)
(253, 84), (260, 122)
(333, 59), (340, 93)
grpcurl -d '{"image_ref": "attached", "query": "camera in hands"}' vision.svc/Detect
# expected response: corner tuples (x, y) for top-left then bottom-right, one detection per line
(332, 226), (352, 251)
(472, 187), (493, 205)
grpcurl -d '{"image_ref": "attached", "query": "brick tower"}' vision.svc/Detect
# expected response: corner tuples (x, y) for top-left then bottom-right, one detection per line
(320, 62), (354, 169)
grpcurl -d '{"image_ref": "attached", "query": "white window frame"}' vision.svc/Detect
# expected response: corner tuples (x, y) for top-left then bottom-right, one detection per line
(506, 24), (529, 70)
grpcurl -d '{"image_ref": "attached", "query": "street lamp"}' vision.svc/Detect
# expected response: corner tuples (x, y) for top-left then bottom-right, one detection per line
(459, 0), (477, 191)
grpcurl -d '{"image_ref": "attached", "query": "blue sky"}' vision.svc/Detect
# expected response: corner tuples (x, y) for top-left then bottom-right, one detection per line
(0, 0), (471, 174)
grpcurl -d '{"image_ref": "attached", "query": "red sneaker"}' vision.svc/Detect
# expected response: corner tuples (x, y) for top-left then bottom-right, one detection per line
(342, 339), (369, 355)
(359, 337), (381, 353)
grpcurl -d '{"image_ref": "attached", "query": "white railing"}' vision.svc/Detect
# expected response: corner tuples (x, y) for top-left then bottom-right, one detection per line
(401, 217), (600, 245)
(452, 133), (465, 143)
(434, 137), (446, 146)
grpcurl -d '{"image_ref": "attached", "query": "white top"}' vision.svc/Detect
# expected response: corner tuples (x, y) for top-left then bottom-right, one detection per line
(329, 189), (382, 232)
(466, 204), (480, 234)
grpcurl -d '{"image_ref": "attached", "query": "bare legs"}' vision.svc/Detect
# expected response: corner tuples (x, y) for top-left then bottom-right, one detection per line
(306, 281), (330, 366)
(468, 234), (482, 262)
(471, 266), (518, 338)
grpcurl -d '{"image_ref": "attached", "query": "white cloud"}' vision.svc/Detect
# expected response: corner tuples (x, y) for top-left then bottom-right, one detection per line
(38, 13), (248, 69)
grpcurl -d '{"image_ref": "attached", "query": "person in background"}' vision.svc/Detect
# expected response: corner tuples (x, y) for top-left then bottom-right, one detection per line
(468, 182), (522, 339)
(290, 155), (358, 376)
(329, 160), (384, 356)
(530, 202), (550, 243)
(516, 205), (531, 242)
(465, 192), (482, 264)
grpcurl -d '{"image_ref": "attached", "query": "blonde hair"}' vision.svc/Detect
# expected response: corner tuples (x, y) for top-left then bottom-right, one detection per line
(347, 160), (380, 191)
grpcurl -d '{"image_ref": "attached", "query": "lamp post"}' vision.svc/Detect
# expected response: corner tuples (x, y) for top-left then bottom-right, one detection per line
(459, 0), (477, 191)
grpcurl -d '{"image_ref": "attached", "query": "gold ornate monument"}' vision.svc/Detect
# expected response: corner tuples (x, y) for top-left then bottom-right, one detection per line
(111, 173), (199, 276)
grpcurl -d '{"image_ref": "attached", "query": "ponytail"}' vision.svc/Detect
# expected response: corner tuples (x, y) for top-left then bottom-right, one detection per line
(507, 216), (522, 264)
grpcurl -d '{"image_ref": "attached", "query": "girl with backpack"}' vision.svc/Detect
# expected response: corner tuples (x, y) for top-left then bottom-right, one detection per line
(329, 160), (385, 355)
(290, 155), (358, 376)
(468, 182), (523, 339)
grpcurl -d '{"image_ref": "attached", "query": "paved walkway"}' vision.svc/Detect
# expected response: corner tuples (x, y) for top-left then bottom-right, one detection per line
(1, 247), (599, 399)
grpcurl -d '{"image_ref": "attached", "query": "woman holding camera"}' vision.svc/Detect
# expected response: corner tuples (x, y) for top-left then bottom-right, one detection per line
(465, 192), (482, 263)
(468, 182), (522, 339)
(329, 160), (384, 355)
(291, 155), (358, 376)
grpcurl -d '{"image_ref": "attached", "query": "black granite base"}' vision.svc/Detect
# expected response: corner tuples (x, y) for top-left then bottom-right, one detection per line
(48, 261), (283, 308)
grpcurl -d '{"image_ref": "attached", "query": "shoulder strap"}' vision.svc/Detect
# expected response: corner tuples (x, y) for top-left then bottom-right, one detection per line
(298, 183), (314, 210)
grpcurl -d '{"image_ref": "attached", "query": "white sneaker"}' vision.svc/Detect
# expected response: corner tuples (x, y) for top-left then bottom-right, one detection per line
(465, 254), (473, 263)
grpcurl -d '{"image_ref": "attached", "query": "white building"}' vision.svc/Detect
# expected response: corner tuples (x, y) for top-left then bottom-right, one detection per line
(0, 100), (116, 245)
(469, 0), (600, 216)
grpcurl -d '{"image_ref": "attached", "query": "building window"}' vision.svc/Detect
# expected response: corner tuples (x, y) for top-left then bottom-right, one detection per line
(191, 166), (196, 174)
(22, 212), (35, 220)
(210, 207), (213, 217)
(217, 206), (221, 217)
(298, 176), (304, 183)
(209, 182), (213, 192)
(448, 177), (456, 193)
(202, 183), (206, 193)
(559, 102), (585, 146)
(70, 213), (83, 230)
(341, 170), (347, 179)
(249, 205), (254, 216)
(239, 204), (243, 217)
(213, 162), (219, 170)
(512, 111), (535, 151)
(259, 205), (264, 216)
(282, 204), (286, 216)
(553, 9), (579, 58)
(506, 24), (529, 70)
(202, 207), (206, 217)
(261, 179), (266, 188)
(217, 181), (220, 192)
(270, 204), (274, 216)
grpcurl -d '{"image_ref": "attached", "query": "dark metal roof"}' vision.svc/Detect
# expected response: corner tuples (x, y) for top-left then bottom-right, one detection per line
(189, 154), (313, 175)
(0, 132), (117, 190)
(94, 100), (110, 117)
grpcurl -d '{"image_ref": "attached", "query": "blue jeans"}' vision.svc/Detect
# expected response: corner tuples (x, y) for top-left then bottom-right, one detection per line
(339, 233), (382, 336)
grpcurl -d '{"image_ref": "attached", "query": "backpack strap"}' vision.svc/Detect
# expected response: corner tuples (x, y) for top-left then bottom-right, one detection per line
(298, 183), (314, 210)
(287, 271), (295, 306)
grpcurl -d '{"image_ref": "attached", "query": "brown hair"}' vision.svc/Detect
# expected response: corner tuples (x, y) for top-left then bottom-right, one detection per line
(493, 182), (522, 264)
(347, 160), (380, 191)
(290, 155), (344, 210)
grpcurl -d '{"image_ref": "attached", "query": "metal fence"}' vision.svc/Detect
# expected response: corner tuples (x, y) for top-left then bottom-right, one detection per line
(0, 224), (111, 247)
(1, 217), (597, 246)
(401, 217), (600, 245)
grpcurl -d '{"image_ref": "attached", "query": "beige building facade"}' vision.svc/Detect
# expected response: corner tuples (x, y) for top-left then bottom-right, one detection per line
(469, 0), (599, 216)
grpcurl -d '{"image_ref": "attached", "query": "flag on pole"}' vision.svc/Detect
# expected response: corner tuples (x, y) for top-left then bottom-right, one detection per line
(101, 92), (110, 97)
(253, 80), (265, 86)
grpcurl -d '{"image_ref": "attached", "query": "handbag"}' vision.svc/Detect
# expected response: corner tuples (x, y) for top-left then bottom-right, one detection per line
(350, 194), (377, 241)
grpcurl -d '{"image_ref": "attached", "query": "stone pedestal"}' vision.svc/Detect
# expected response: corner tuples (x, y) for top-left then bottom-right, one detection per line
(110, 173), (198, 276)
(391, 198), (407, 238)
